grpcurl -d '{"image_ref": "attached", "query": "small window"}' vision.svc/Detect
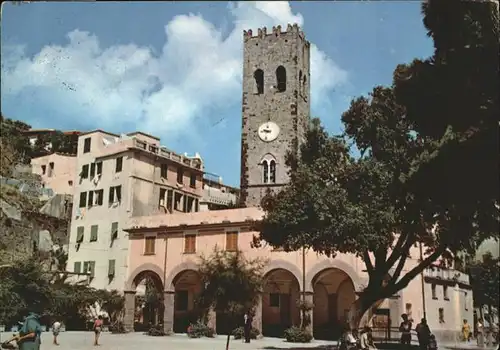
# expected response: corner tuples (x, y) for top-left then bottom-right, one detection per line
(76, 226), (84, 243)
(438, 308), (445, 323)
(94, 189), (104, 206)
(159, 188), (166, 207)
(269, 160), (276, 183)
(83, 137), (91, 153)
(431, 284), (437, 299)
(184, 234), (196, 254)
(115, 157), (123, 173)
(82, 261), (89, 274)
(166, 190), (173, 212)
(276, 65), (287, 92)
(88, 261), (96, 278)
(263, 160), (269, 183)
(254, 69), (264, 94)
(464, 292), (469, 311)
(175, 290), (188, 311)
(87, 190), (94, 207)
(96, 162), (102, 175)
(186, 197), (194, 213)
(90, 163), (96, 177)
(74, 261), (81, 274)
(108, 259), (116, 277)
(443, 285), (449, 300)
(111, 222), (119, 240)
(190, 173), (196, 188)
(177, 168), (184, 184)
(270, 293), (280, 307)
(68, 180), (73, 186)
(108, 185), (122, 204)
(161, 164), (168, 179)
(194, 198), (199, 212)
(41, 165), (46, 175)
(81, 164), (89, 179)
(174, 192), (182, 211)
(226, 231), (238, 251)
(90, 225), (98, 242)
(144, 236), (156, 255)
(79, 192), (87, 208)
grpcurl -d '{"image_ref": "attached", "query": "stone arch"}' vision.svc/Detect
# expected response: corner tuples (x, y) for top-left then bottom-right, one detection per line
(305, 259), (362, 293)
(164, 261), (198, 291)
(276, 65), (287, 92)
(254, 69), (264, 94)
(263, 259), (304, 291)
(260, 154), (277, 184)
(125, 263), (165, 291)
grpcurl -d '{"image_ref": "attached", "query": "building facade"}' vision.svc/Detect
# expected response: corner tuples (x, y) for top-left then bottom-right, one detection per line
(66, 130), (204, 290)
(200, 172), (239, 211)
(30, 153), (77, 195)
(239, 24), (310, 207)
(123, 207), (473, 341)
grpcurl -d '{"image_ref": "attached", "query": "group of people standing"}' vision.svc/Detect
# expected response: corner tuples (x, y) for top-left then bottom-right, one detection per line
(1, 313), (104, 349)
(400, 314), (437, 350)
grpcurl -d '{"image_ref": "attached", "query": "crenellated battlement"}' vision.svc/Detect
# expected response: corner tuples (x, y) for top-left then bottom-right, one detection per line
(243, 23), (307, 43)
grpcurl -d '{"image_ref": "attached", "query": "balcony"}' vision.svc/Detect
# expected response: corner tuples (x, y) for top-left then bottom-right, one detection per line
(132, 139), (203, 170)
(202, 187), (237, 206)
(424, 267), (470, 285)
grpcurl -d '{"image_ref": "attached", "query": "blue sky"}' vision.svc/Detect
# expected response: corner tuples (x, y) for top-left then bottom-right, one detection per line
(1, 1), (433, 187)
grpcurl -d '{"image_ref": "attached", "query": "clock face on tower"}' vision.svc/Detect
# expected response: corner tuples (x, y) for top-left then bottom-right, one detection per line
(258, 121), (280, 142)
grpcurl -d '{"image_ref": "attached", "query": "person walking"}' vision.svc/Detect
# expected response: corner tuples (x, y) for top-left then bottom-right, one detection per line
(11, 312), (42, 350)
(399, 314), (413, 348)
(243, 311), (253, 343)
(93, 315), (104, 346)
(462, 319), (472, 342)
(477, 318), (485, 348)
(416, 318), (431, 350)
(52, 319), (62, 345)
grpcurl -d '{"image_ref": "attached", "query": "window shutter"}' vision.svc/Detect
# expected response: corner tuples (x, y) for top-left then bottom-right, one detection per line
(108, 187), (114, 203)
(76, 226), (84, 243)
(108, 260), (116, 276)
(89, 261), (96, 277)
(74, 261), (81, 273)
(111, 222), (119, 240)
(90, 225), (98, 242)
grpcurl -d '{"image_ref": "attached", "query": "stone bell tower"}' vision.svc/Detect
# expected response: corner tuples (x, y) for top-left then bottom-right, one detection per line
(239, 24), (311, 207)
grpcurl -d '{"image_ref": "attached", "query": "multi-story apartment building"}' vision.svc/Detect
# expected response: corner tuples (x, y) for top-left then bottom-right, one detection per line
(66, 130), (204, 290)
(30, 153), (77, 195)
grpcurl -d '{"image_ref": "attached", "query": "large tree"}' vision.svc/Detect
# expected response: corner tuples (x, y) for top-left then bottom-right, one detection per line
(196, 248), (265, 350)
(256, 0), (499, 328)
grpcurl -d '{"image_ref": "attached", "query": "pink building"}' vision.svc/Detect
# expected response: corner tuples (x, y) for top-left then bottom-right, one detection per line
(123, 208), (473, 341)
(30, 152), (77, 195)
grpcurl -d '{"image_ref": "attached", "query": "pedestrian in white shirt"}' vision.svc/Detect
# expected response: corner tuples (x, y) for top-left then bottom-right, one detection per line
(52, 320), (61, 345)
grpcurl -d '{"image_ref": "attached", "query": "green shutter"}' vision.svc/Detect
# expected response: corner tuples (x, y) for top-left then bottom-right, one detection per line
(111, 222), (119, 240)
(108, 260), (116, 276)
(83, 261), (89, 274)
(74, 261), (81, 273)
(90, 225), (98, 242)
(89, 261), (96, 278)
(76, 226), (84, 243)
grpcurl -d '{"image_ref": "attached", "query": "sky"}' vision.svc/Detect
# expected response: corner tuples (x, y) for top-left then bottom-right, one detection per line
(1, 1), (434, 187)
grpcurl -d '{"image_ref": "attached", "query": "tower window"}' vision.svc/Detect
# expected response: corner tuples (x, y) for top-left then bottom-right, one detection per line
(276, 66), (287, 92)
(254, 69), (264, 94)
(299, 70), (303, 92)
(269, 160), (276, 183)
(263, 160), (269, 183)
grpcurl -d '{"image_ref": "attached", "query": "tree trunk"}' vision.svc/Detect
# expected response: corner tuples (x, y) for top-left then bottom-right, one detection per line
(347, 293), (384, 331)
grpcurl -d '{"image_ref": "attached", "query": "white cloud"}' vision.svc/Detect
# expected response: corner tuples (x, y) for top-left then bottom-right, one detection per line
(1, 1), (348, 136)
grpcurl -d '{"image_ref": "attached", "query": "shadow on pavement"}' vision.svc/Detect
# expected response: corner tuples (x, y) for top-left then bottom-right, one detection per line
(262, 343), (421, 350)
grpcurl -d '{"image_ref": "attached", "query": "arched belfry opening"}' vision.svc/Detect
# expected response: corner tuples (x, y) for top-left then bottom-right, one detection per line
(254, 69), (264, 94)
(276, 66), (287, 92)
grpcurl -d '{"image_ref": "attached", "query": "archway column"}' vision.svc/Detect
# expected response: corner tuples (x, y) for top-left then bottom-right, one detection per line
(303, 291), (314, 335)
(163, 290), (175, 334)
(124, 290), (135, 332)
(252, 292), (263, 335)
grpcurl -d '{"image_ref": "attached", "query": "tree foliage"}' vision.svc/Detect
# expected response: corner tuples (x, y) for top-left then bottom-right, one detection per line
(256, 0), (499, 327)
(196, 248), (266, 348)
(467, 252), (500, 309)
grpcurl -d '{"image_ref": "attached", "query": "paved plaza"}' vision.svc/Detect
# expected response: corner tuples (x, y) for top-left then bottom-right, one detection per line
(0, 331), (337, 350)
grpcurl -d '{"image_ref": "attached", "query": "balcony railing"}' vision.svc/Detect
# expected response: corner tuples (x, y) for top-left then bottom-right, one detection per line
(424, 267), (469, 284)
(203, 188), (237, 206)
(133, 139), (203, 170)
